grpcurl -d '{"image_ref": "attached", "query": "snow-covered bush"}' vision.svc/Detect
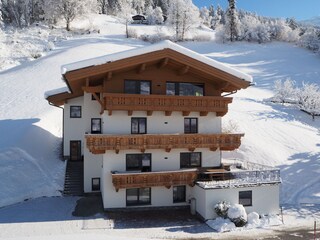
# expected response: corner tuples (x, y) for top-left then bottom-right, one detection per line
(297, 83), (320, 119)
(247, 212), (260, 226)
(227, 204), (248, 227)
(272, 78), (297, 104)
(214, 201), (230, 218)
(206, 217), (236, 232)
(192, 33), (212, 42)
(127, 28), (138, 39)
(139, 33), (170, 43)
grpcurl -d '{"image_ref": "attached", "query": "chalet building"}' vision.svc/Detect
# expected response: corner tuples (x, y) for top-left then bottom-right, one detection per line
(46, 40), (281, 220)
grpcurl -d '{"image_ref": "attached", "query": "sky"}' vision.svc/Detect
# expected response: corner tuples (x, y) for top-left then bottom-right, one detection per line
(193, 0), (320, 21)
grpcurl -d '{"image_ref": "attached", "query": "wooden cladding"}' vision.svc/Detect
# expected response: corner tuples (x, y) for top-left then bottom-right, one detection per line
(104, 93), (232, 116)
(111, 170), (198, 191)
(86, 133), (244, 154)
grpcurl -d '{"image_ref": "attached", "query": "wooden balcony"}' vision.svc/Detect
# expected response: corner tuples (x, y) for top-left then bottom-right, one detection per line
(86, 133), (244, 154)
(104, 93), (232, 116)
(111, 169), (198, 191)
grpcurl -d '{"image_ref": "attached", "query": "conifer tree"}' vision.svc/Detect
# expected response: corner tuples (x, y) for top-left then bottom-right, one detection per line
(225, 0), (239, 41)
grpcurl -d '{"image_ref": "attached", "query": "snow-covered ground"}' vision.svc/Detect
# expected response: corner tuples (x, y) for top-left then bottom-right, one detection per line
(0, 14), (320, 237)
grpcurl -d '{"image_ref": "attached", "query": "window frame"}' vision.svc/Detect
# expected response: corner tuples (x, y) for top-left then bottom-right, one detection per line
(180, 152), (201, 168)
(173, 185), (186, 203)
(92, 178), (100, 191)
(239, 190), (252, 207)
(91, 118), (102, 134)
(126, 188), (151, 206)
(166, 82), (204, 96)
(126, 153), (152, 172)
(131, 117), (147, 134)
(184, 118), (198, 134)
(124, 80), (151, 95)
(70, 106), (82, 118)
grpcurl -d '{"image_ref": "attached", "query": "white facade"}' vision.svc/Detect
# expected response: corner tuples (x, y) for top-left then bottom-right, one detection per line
(193, 184), (280, 220)
(63, 93), (280, 220)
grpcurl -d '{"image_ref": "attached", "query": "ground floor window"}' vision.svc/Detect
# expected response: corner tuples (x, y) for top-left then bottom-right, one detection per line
(239, 190), (252, 206)
(92, 178), (100, 191)
(173, 186), (186, 203)
(126, 188), (151, 206)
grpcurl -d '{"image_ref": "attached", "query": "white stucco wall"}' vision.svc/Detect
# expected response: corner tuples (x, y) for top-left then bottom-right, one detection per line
(83, 148), (103, 192)
(102, 111), (221, 135)
(192, 184), (280, 220)
(63, 96), (85, 157)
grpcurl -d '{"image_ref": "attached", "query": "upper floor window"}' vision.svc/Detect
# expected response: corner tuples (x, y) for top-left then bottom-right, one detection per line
(124, 80), (151, 94)
(180, 152), (201, 168)
(126, 153), (151, 172)
(70, 106), (81, 118)
(166, 82), (204, 96)
(131, 117), (147, 134)
(91, 118), (102, 134)
(184, 118), (198, 134)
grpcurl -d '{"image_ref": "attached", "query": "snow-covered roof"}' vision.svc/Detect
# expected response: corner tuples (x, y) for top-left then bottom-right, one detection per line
(44, 86), (69, 99)
(61, 40), (253, 83)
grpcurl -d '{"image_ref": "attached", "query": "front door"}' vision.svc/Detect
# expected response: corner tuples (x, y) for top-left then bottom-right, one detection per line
(70, 141), (81, 161)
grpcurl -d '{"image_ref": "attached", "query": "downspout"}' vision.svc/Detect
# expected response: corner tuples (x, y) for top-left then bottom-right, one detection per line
(49, 102), (65, 161)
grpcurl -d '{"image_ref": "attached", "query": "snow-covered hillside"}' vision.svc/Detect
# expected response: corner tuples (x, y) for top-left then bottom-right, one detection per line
(301, 16), (320, 27)
(0, 14), (319, 208)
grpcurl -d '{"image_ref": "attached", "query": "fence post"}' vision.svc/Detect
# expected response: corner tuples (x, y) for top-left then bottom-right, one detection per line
(314, 220), (316, 240)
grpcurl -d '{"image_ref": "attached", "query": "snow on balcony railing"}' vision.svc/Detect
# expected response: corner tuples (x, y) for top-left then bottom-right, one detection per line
(197, 159), (281, 189)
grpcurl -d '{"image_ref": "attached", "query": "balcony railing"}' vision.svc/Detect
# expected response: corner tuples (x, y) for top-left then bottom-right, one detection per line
(111, 169), (198, 191)
(104, 93), (232, 116)
(197, 160), (281, 189)
(86, 133), (244, 154)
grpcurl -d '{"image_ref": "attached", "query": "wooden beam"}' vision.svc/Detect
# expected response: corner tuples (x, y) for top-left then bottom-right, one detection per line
(147, 110), (153, 116)
(210, 147), (218, 151)
(178, 65), (189, 75)
(92, 92), (105, 113)
(165, 111), (172, 116)
(107, 71), (113, 80)
(188, 147), (195, 152)
(182, 111), (190, 116)
(128, 110), (133, 116)
(85, 78), (89, 87)
(108, 110), (112, 116)
(82, 85), (103, 93)
(137, 63), (146, 74)
(158, 57), (169, 69)
(200, 111), (208, 116)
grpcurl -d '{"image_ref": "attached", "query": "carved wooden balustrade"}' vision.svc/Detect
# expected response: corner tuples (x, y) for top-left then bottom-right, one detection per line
(111, 169), (198, 191)
(104, 93), (232, 116)
(86, 133), (244, 154)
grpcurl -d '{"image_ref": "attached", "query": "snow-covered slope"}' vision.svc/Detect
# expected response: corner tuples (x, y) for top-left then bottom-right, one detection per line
(0, 15), (319, 207)
(300, 16), (320, 27)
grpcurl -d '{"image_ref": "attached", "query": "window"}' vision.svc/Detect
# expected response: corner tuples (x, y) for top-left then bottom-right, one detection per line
(166, 82), (204, 96)
(126, 154), (151, 172)
(124, 80), (151, 94)
(126, 188), (151, 206)
(91, 118), (102, 134)
(239, 191), (252, 206)
(173, 186), (186, 203)
(91, 93), (101, 100)
(92, 178), (100, 191)
(180, 152), (201, 168)
(184, 118), (198, 133)
(70, 106), (81, 118)
(131, 118), (147, 134)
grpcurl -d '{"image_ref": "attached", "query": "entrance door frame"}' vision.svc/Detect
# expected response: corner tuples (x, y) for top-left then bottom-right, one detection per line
(70, 140), (81, 161)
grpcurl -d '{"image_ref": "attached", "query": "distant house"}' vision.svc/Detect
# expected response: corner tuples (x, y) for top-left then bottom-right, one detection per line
(132, 15), (147, 24)
(46, 40), (281, 220)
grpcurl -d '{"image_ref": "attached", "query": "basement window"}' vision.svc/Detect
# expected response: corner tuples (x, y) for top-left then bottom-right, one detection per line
(239, 190), (252, 206)
(92, 178), (100, 191)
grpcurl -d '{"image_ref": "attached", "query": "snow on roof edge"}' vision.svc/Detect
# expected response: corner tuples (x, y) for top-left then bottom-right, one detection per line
(61, 40), (253, 83)
(44, 86), (70, 99)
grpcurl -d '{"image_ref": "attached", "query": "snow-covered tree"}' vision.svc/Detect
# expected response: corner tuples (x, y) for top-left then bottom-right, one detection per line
(146, 6), (163, 25)
(118, 0), (134, 38)
(57, 0), (82, 31)
(132, 0), (145, 14)
(286, 17), (298, 30)
(273, 78), (297, 104)
(97, 0), (108, 14)
(199, 6), (211, 27)
(167, 0), (200, 41)
(298, 83), (320, 120)
(225, 0), (240, 41)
